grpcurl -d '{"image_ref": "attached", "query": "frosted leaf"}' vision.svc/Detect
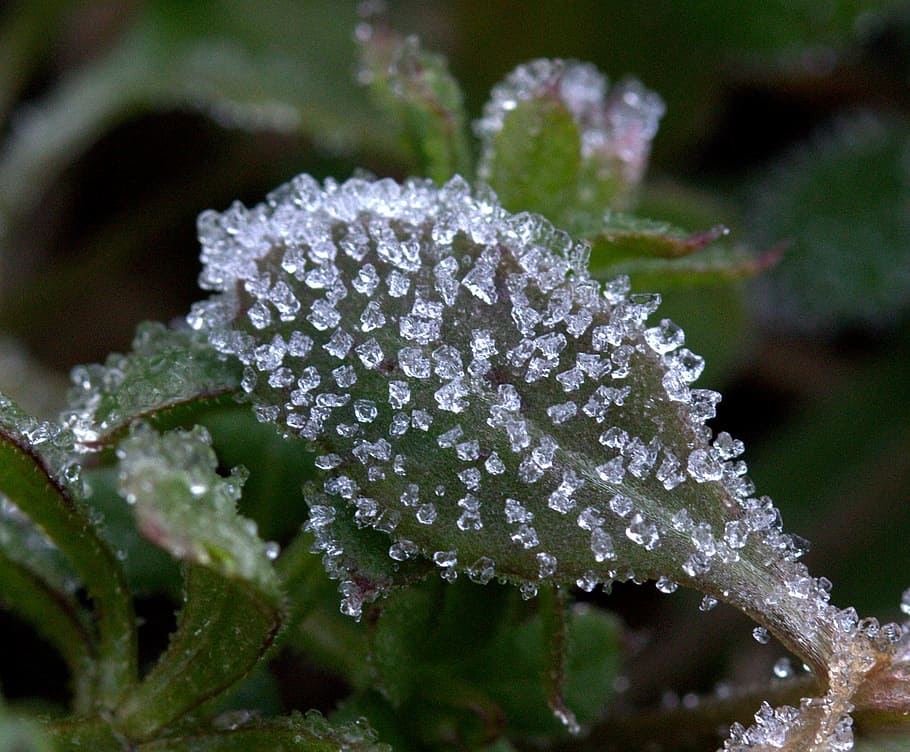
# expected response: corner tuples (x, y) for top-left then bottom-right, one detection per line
(192, 173), (887, 716)
(116, 424), (279, 600)
(475, 59), (664, 203)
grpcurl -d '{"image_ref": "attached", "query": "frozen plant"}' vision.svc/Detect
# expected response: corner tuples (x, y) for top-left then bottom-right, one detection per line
(1, 14), (910, 752)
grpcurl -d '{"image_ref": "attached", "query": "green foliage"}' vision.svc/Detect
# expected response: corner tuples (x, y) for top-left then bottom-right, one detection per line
(1, 3), (909, 752)
(748, 116), (910, 331)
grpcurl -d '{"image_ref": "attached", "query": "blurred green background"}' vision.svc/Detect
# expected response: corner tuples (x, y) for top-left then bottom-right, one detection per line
(1, 0), (909, 714)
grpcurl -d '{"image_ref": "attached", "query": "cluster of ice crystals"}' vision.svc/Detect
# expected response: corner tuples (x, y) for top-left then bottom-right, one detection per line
(474, 59), (665, 191)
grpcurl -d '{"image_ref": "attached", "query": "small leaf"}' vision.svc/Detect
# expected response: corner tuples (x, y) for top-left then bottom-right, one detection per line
(0, 392), (136, 708)
(481, 600), (619, 738)
(112, 425), (283, 740)
(358, 24), (472, 183)
(575, 211), (730, 262)
(63, 322), (242, 449)
(574, 210), (779, 289)
(475, 60), (664, 218)
(594, 242), (784, 290)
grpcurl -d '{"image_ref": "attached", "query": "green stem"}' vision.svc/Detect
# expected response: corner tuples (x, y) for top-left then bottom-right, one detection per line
(0, 428), (137, 708)
(0, 551), (96, 713)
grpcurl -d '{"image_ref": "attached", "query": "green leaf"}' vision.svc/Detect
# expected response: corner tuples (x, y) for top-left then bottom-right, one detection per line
(195, 406), (315, 543)
(64, 322), (242, 450)
(576, 211), (779, 290)
(483, 96), (581, 221)
(112, 425), (283, 740)
(747, 115), (910, 331)
(359, 26), (472, 183)
(366, 578), (618, 742)
(595, 242), (783, 290)
(0, 392), (136, 708)
(577, 211), (730, 263)
(481, 601), (619, 737)
(81, 465), (182, 598)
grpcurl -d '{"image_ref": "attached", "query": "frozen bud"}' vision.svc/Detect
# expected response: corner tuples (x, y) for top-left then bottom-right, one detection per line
(474, 59), (664, 209)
